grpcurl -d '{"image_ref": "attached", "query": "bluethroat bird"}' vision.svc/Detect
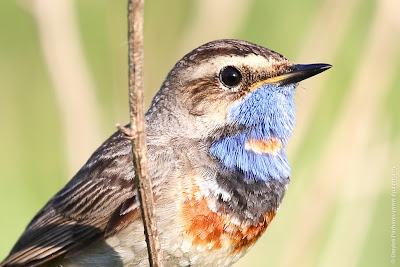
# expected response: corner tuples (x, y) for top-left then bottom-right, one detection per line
(1, 39), (331, 267)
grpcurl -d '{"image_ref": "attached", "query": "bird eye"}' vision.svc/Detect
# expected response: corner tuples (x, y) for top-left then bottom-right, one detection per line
(219, 66), (242, 88)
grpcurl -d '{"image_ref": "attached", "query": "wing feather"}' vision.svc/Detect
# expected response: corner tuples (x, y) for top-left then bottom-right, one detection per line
(1, 130), (140, 267)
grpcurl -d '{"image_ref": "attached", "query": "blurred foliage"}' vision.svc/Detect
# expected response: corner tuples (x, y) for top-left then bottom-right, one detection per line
(0, 0), (398, 266)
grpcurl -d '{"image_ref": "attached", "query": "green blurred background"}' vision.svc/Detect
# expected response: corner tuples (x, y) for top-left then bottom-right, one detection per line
(0, 0), (399, 266)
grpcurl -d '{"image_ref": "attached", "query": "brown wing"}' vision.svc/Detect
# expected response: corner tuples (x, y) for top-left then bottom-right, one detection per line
(1, 130), (141, 267)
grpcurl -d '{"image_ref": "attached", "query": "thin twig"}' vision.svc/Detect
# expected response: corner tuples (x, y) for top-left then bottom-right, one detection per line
(116, 0), (164, 266)
(116, 123), (137, 140)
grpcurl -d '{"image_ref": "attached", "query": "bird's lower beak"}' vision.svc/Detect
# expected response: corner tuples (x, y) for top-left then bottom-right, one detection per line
(258, 63), (332, 87)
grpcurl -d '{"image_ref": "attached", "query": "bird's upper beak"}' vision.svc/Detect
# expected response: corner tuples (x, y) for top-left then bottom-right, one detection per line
(252, 63), (332, 89)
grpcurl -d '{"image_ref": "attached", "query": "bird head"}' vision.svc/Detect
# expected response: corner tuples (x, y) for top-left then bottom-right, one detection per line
(147, 39), (330, 182)
(155, 40), (330, 139)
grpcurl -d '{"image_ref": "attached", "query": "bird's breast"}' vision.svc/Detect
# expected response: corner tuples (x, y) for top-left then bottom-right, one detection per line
(178, 175), (276, 256)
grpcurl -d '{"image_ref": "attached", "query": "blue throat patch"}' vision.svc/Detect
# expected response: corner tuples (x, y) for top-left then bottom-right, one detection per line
(210, 84), (297, 182)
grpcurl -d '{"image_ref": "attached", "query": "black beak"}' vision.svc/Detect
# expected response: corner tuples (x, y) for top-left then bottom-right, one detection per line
(260, 63), (332, 86)
(278, 63), (332, 86)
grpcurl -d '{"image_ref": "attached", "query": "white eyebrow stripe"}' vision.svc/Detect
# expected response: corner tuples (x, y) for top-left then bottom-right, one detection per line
(181, 54), (272, 81)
